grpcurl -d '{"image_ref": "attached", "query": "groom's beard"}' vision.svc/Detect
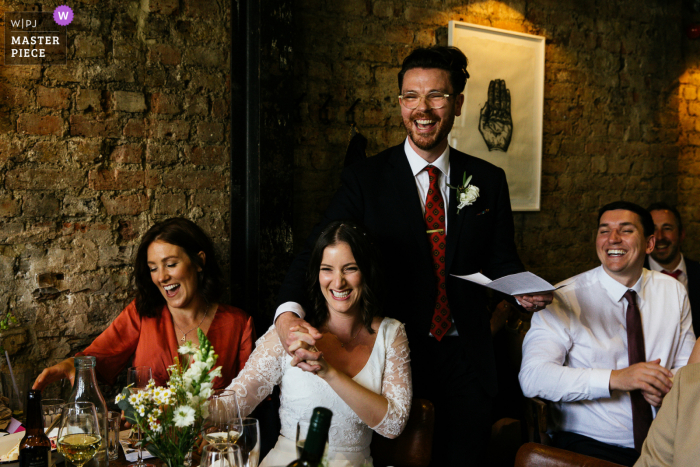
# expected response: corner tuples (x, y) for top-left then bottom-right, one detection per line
(402, 110), (455, 152)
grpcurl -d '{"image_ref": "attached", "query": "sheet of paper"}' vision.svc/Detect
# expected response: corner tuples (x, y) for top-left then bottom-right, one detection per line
(119, 434), (156, 462)
(452, 271), (557, 295)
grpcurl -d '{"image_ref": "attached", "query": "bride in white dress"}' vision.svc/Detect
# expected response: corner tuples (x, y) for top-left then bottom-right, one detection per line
(227, 221), (412, 467)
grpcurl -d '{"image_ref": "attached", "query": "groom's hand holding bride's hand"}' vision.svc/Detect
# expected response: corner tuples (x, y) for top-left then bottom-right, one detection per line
(275, 312), (323, 372)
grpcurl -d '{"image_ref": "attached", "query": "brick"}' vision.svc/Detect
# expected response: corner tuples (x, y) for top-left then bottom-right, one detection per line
(153, 192), (186, 215)
(22, 193), (60, 217)
(146, 143), (178, 165)
(144, 67), (167, 87)
(17, 114), (63, 136)
(89, 170), (145, 190)
(70, 115), (121, 138)
(404, 6), (448, 25)
(88, 64), (135, 83)
(74, 35), (106, 58)
(113, 91), (146, 113)
(148, 44), (182, 66)
(101, 193), (149, 215)
(113, 40), (140, 61)
(0, 66), (41, 81)
(386, 25), (414, 44)
(123, 119), (146, 138)
(147, 0), (178, 14)
(211, 99), (229, 119)
(151, 93), (181, 114)
(185, 145), (227, 165)
(6, 169), (85, 190)
(0, 196), (20, 217)
(184, 47), (225, 68)
(184, 0), (218, 20)
(76, 89), (102, 111)
(111, 144), (143, 163)
(151, 120), (190, 140)
(185, 95), (208, 116)
(188, 71), (221, 91)
(197, 122), (224, 143)
(191, 192), (228, 212)
(68, 140), (102, 163)
(162, 170), (226, 190)
(0, 85), (32, 108)
(0, 141), (24, 164)
(29, 141), (66, 163)
(44, 62), (81, 82)
(63, 196), (100, 216)
(145, 170), (161, 188)
(36, 86), (71, 110)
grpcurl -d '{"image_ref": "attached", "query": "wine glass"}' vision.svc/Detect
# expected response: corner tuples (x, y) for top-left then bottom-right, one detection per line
(127, 366), (154, 467)
(203, 390), (241, 443)
(201, 443), (243, 467)
(57, 402), (101, 467)
(231, 418), (260, 467)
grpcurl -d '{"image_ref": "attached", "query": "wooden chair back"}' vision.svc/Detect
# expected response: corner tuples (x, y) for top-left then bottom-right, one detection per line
(370, 399), (434, 467)
(515, 443), (626, 467)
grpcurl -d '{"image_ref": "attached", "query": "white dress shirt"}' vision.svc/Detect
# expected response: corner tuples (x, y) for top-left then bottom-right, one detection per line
(648, 254), (688, 290)
(275, 138), (454, 330)
(519, 266), (696, 449)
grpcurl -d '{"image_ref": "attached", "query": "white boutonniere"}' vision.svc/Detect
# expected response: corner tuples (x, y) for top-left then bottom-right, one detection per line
(447, 172), (479, 213)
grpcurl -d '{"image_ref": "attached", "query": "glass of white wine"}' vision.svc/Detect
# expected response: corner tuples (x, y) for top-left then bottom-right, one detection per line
(201, 443), (243, 467)
(203, 390), (241, 444)
(57, 402), (101, 467)
(127, 366), (154, 467)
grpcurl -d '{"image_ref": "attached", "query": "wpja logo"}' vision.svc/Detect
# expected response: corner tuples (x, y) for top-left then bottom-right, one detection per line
(4, 6), (70, 66)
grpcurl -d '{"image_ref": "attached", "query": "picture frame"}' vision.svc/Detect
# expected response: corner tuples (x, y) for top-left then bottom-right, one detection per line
(448, 21), (545, 211)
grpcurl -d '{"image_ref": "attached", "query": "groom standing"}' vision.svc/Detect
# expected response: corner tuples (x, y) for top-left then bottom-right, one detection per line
(275, 46), (551, 466)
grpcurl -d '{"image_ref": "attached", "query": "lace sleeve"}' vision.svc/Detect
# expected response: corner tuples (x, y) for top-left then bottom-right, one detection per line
(225, 325), (287, 417)
(373, 322), (412, 438)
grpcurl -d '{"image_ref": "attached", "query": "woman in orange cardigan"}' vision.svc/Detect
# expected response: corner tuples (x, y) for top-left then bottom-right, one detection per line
(33, 218), (255, 390)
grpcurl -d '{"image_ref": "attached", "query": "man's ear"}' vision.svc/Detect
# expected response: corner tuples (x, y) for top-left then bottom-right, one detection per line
(197, 251), (206, 272)
(454, 93), (465, 117)
(645, 235), (656, 255)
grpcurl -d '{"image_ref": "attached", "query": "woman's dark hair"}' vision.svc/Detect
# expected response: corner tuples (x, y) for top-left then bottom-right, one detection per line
(134, 218), (224, 318)
(306, 220), (383, 334)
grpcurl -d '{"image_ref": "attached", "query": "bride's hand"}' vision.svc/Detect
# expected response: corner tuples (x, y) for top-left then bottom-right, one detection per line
(288, 329), (322, 373)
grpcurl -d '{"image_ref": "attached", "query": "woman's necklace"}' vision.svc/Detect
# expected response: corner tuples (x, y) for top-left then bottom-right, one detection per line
(173, 307), (208, 342)
(324, 326), (362, 348)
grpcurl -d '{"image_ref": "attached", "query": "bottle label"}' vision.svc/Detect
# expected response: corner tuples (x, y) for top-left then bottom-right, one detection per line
(20, 447), (50, 467)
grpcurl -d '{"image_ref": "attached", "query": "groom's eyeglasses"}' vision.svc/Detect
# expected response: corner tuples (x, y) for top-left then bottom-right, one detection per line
(398, 92), (452, 110)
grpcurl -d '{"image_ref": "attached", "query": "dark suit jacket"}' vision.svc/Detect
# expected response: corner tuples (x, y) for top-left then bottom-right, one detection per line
(645, 256), (700, 338)
(277, 144), (525, 394)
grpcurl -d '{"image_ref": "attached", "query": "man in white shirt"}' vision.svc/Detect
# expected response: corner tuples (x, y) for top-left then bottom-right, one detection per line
(646, 202), (700, 337)
(519, 201), (696, 466)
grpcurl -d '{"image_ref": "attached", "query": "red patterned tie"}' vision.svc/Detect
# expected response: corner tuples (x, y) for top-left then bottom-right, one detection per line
(424, 166), (451, 340)
(623, 289), (652, 452)
(661, 269), (682, 280)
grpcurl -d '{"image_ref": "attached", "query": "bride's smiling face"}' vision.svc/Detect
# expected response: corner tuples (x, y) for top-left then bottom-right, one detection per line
(319, 241), (363, 316)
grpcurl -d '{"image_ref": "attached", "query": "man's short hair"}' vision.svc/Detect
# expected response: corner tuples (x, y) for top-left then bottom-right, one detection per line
(647, 201), (683, 232)
(398, 46), (469, 94)
(598, 201), (654, 237)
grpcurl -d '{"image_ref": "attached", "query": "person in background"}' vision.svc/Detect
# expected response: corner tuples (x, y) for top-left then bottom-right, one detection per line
(33, 217), (255, 390)
(646, 202), (700, 337)
(227, 221), (412, 467)
(519, 201), (695, 466)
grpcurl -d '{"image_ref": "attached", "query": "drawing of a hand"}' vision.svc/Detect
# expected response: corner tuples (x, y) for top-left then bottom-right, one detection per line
(478, 79), (513, 152)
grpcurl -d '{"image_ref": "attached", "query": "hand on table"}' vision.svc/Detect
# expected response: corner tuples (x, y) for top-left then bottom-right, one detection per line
(609, 359), (673, 407)
(514, 292), (553, 312)
(479, 79), (513, 152)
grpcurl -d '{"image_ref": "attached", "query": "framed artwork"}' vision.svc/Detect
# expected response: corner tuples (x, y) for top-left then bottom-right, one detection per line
(448, 21), (545, 211)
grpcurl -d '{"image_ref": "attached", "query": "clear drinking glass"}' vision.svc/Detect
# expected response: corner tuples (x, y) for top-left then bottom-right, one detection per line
(41, 398), (65, 432)
(201, 443), (243, 467)
(127, 366), (154, 467)
(57, 402), (101, 467)
(203, 390), (241, 444)
(106, 411), (121, 460)
(232, 418), (260, 467)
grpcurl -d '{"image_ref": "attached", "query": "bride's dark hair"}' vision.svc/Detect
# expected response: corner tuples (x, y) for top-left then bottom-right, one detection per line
(306, 220), (383, 333)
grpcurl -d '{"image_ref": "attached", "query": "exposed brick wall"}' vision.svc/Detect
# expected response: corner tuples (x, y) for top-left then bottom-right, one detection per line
(292, 0), (683, 284)
(0, 0), (231, 382)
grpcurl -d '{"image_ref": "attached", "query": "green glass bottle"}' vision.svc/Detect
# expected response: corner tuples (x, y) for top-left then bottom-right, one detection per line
(287, 407), (333, 467)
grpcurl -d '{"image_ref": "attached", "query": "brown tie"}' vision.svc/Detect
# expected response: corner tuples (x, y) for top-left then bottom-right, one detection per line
(623, 289), (652, 452)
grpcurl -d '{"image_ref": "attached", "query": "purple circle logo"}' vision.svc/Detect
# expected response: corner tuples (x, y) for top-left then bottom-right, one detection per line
(53, 5), (73, 26)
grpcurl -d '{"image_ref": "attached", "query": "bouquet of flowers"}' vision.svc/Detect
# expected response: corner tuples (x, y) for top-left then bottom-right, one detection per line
(116, 328), (222, 467)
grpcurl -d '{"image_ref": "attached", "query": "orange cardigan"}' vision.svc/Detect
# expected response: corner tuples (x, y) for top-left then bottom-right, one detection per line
(77, 301), (255, 389)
